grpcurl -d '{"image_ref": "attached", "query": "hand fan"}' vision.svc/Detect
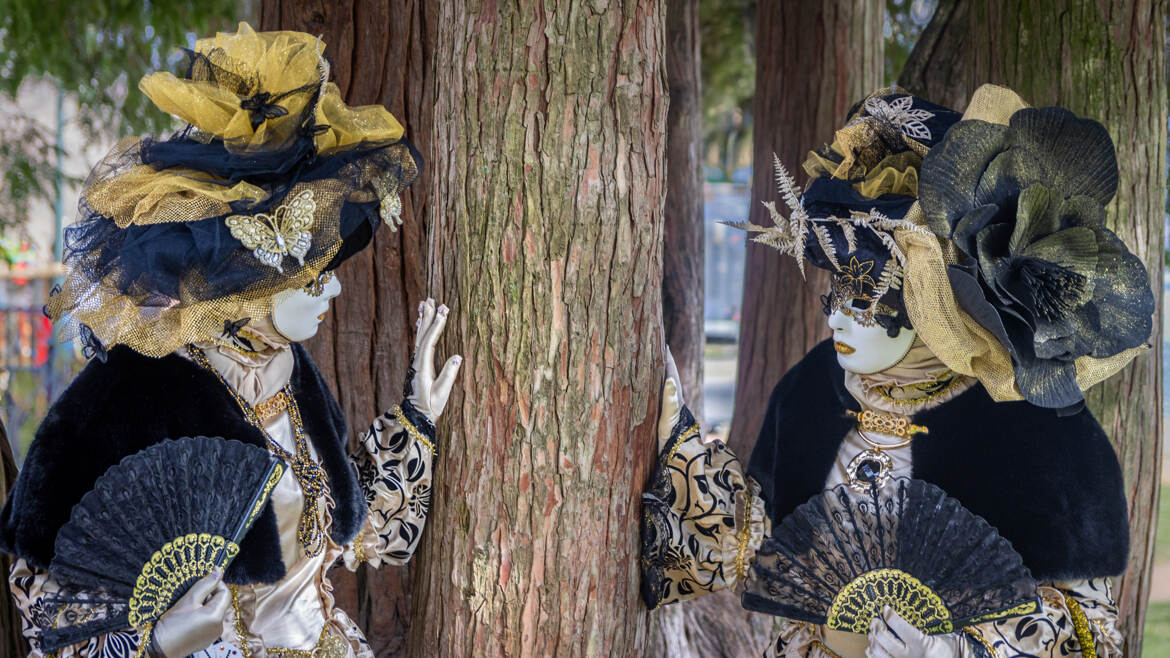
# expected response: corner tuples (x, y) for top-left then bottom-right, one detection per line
(40, 436), (285, 653)
(742, 477), (1040, 634)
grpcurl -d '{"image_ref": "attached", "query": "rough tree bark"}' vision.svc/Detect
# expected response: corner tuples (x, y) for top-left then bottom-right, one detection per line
(650, 1), (757, 655)
(727, 1), (883, 460)
(258, 2), (434, 654)
(661, 0), (705, 423)
(900, 2), (1165, 652)
(409, 1), (667, 656)
(0, 422), (27, 658)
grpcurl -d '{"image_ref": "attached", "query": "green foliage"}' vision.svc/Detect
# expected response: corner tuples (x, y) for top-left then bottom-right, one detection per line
(884, 0), (934, 86)
(699, 0), (755, 179)
(0, 1), (246, 232)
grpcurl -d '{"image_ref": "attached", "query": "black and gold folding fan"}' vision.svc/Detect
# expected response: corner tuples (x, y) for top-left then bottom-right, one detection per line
(40, 436), (284, 652)
(742, 478), (1040, 634)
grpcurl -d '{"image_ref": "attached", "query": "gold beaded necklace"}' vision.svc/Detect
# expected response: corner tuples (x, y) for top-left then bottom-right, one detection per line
(187, 345), (329, 557)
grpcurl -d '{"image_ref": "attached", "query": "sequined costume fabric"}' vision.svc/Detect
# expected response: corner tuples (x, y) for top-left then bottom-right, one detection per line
(9, 337), (434, 657)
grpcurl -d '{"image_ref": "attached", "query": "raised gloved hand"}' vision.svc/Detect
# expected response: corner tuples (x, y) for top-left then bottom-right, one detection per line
(149, 571), (230, 657)
(657, 347), (685, 453)
(408, 298), (462, 422)
(866, 606), (962, 658)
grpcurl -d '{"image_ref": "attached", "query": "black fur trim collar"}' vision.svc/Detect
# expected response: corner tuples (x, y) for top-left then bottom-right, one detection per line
(747, 339), (1129, 581)
(0, 344), (365, 585)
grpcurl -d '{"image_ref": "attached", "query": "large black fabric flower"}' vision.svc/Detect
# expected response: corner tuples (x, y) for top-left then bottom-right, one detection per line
(919, 107), (1153, 409)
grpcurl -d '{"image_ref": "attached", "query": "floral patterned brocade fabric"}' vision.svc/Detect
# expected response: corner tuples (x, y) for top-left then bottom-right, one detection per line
(641, 409), (770, 608)
(9, 347), (435, 657)
(642, 414), (1122, 658)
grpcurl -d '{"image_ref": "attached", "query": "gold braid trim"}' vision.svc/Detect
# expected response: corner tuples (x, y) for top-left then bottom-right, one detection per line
(1064, 592), (1098, 658)
(665, 422), (701, 464)
(962, 625), (998, 658)
(229, 585), (252, 658)
(733, 488), (753, 584)
(392, 404), (435, 454)
(352, 524), (368, 564)
(809, 640), (842, 658)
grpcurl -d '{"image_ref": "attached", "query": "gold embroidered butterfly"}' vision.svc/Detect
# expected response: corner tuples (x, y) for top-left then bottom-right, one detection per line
(225, 189), (316, 273)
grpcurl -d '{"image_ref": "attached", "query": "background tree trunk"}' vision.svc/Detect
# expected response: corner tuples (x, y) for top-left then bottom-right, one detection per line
(258, 2), (434, 654)
(408, 1), (667, 656)
(0, 421), (27, 658)
(900, 2), (1165, 653)
(726, 0), (883, 460)
(650, 2), (767, 656)
(662, 0), (705, 423)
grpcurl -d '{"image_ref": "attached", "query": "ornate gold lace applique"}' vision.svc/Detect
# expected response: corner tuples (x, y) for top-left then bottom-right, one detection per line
(826, 568), (951, 634)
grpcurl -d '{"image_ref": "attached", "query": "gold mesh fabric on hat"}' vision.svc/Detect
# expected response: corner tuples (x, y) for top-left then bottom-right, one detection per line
(47, 176), (350, 358)
(82, 138), (271, 228)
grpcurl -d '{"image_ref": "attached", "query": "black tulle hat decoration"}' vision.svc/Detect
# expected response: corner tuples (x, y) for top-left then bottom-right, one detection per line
(41, 437), (284, 652)
(742, 478), (1040, 634)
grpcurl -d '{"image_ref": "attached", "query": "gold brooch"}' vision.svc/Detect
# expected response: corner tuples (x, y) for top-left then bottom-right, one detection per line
(226, 189), (316, 272)
(847, 409), (927, 440)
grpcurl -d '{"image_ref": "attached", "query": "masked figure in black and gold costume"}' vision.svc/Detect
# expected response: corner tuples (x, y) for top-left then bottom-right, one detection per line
(642, 85), (1153, 657)
(0, 24), (461, 658)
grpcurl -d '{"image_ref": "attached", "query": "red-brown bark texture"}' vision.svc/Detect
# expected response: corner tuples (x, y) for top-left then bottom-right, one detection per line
(410, 1), (668, 656)
(727, 0), (883, 461)
(258, 2), (434, 654)
(901, 2), (1165, 652)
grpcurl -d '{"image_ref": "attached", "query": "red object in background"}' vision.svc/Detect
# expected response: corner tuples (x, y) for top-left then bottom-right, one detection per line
(35, 314), (50, 367)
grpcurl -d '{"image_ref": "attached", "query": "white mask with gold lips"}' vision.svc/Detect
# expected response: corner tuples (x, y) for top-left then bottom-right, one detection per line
(271, 271), (343, 342)
(827, 297), (916, 375)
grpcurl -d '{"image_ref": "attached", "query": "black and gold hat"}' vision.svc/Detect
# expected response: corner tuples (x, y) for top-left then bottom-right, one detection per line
(47, 23), (421, 358)
(726, 89), (962, 335)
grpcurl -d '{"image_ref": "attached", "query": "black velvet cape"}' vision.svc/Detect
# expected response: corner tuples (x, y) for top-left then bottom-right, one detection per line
(0, 344), (366, 585)
(747, 339), (1130, 582)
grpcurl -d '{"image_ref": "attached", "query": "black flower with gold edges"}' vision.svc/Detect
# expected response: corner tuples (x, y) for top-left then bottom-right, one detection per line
(919, 107), (1154, 409)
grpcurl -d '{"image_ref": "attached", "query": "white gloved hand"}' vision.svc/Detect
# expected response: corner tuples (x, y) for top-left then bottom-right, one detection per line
(657, 347), (685, 453)
(408, 298), (462, 422)
(150, 571), (230, 657)
(866, 606), (963, 658)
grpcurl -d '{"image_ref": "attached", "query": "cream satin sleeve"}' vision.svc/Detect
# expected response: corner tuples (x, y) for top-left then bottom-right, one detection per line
(640, 407), (770, 609)
(9, 558), (144, 657)
(961, 578), (1122, 657)
(343, 402), (436, 569)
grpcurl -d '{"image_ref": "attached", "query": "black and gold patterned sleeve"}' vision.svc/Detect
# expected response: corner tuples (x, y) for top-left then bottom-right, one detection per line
(962, 578), (1121, 657)
(9, 558), (143, 657)
(640, 407), (770, 609)
(343, 400), (435, 568)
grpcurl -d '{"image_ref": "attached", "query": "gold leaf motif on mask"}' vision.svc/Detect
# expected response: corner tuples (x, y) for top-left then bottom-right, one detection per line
(226, 189), (316, 272)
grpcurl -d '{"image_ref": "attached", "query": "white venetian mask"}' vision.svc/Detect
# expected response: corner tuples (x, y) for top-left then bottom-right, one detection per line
(826, 297), (916, 375)
(270, 271), (343, 342)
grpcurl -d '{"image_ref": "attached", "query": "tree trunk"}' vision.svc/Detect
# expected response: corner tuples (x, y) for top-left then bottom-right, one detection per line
(727, 1), (883, 460)
(258, 2), (434, 654)
(650, 2), (776, 656)
(900, 3), (1165, 652)
(409, 1), (666, 655)
(661, 0), (705, 422)
(0, 422), (28, 658)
